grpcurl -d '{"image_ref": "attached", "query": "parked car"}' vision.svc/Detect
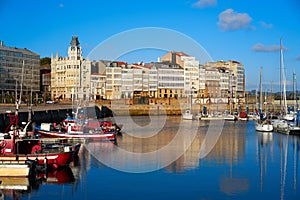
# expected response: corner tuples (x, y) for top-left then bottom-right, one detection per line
(46, 101), (58, 104)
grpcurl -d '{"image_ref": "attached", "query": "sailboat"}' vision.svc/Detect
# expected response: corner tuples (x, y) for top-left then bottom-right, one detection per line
(281, 40), (294, 122)
(255, 67), (273, 132)
(273, 38), (292, 134)
(287, 73), (300, 134)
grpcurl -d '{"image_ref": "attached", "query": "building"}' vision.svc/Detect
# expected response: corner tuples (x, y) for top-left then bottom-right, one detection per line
(105, 61), (124, 99)
(202, 60), (245, 100)
(51, 36), (91, 102)
(40, 64), (51, 100)
(90, 73), (106, 100)
(149, 62), (184, 98)
(162, 52), (200, 98)
(0, 40), (40, 103)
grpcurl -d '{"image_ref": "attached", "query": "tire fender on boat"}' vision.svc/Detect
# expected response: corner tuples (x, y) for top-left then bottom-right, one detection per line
(0, 140), (6, 148)
(31, 145), (41, 154)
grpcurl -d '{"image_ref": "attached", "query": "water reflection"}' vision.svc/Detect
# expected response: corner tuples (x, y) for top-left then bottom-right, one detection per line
(0, 166), (76, 199)
(256, 130), (300, 200)
(1, 116), (300, 199)
(86, 116), (247, 171)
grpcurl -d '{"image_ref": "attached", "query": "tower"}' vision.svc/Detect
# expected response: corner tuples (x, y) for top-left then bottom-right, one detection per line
(68, 36), (82, 60)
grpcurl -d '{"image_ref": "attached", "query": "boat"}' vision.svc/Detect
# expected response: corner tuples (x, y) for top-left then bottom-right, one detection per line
(238, 112), (248, 121)
(182, 109), (194, 120)
(223, 114), (237, 121)
(279, 38), (294, 122)
(223, 110), (237, 121)
(272, 119), (289, 134)
(0, 134), (80, 169)
(0, 106), (80, 169)
(255, 67), (273, 132)
(35, 117), (117, 142)
(255, 118), (273, 132)
(271, 39), (296, 134)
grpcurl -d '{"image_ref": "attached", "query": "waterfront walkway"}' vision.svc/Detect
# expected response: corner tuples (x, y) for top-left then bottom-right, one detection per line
(0, 104), (73, 114)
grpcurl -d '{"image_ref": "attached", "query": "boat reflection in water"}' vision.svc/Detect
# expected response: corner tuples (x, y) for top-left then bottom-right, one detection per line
(86, 117), (247, 172)
(82, 116), (300, 199)
(0, 166), (76, 199)
(1, 116), (300, 199)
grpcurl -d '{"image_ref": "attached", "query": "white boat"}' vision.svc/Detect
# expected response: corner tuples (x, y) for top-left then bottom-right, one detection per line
(255, 67), (273, 132)
(255, 120), (273, 132)
(182, 109), (194, 120)
(223, 114), (237, 121)
(283, 113), (295, 121)
(272, 119), (289, 134)
(238, 116), (248, 121)
(279, 38), (295, 122)
(288, 122), (300, 135)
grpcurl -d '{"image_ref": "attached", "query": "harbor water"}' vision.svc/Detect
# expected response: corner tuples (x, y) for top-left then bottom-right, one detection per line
(3, 116), (300, 200)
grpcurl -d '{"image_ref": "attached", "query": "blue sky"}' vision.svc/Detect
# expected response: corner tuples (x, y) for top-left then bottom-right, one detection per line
(1, 0), (300, 91)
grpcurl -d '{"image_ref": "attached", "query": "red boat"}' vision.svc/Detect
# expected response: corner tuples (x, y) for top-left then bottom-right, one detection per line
(0, 135), (80, 169)
(35, 117), (117, 141)
(238, 111), (249, 121)
(0, 106), (80, 169)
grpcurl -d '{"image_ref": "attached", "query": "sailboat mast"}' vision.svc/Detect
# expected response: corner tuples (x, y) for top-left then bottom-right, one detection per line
(280, 38), (282, 112)
(260, 67), (263, 110)
(293, 72), (296, 112)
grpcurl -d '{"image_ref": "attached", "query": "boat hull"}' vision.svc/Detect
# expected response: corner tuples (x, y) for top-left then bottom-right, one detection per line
(36, 129), (116, 141)
(224, 115), (237, 121)
(0, 151), (75, 168)
(182, 114), (194, 120)
(255, 122), (273, 132)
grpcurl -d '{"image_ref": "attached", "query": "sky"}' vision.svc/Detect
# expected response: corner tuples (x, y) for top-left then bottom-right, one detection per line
(1, 0), (300, 91)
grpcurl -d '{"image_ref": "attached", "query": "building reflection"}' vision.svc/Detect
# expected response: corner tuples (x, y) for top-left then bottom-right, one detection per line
(83, 116), (248, 173)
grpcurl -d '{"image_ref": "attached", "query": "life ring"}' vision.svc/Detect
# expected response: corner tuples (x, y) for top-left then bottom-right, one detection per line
(0, 140), (6, 148)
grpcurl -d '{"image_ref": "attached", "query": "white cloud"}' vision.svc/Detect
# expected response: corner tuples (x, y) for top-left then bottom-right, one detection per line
(193, 0), (217, 8)
(217, 9), (252, 31)
(251, 43), (288, 52)
(260, 21), (273, 29)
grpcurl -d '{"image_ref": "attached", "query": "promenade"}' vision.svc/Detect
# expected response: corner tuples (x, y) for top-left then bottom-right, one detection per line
(0, 103), (74, 114)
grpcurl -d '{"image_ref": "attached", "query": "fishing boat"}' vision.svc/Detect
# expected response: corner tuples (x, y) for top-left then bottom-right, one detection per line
(0, 105), (80, 169)
(35, 117), (117, 141)
(0, 133), (80, 169)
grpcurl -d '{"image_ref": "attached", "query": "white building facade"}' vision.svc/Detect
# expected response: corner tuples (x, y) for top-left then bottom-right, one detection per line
(51, 36), (91, 101)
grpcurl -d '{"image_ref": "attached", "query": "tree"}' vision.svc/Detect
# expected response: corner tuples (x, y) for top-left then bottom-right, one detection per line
(40, 57), (51, 66)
